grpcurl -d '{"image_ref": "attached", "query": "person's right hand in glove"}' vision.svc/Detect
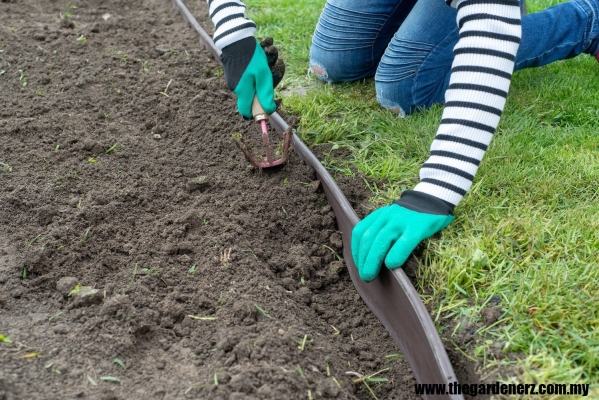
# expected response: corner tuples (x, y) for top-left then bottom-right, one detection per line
(220, 37), (277, 119)
(351, 190), (454, 282)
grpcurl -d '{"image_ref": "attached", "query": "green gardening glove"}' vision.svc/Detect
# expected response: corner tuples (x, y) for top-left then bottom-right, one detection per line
(220, 37), (277, 119)
(351, 191), (455, 282)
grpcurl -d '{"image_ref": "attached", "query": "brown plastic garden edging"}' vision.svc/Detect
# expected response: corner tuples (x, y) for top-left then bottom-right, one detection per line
(171, 1), (463, 398)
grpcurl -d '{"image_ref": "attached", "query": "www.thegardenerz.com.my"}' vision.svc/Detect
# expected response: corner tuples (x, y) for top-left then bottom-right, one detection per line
(414, 382), (590, 396)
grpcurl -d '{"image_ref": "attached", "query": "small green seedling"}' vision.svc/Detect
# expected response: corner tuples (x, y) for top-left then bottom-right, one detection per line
(87, 375), (98, 386)
(159, 79), (172, 97)
(220, 247), (232, 267)
(188, 265), (197, 275)
(68, 284), (87, 297)
(22, 352), (42, 359)
(131, 263), (138, 283)
(29, 234), (43, 245)
(88, 157), (97, 163)
(105, 142), (119, 153)
(113, 358), (126, 369)
(188, 315), (217, 321)
(296, 365), (308, 382)
(295, 335), (313, 351)
(48, 311), (65, 321)
(385, 353), (403, 363)
(142, 266), (159, 276)
(346, 368), (390, 400)
(323, 245), (342, 261)
(80, 228), (91, 243)
(35, 86), (47, 97)
(140, 60), (150, 73)
(61, 3), (76, 20)
(99, 376), (122, 386)
(0, 162), (12, 172)
(253, 303), (272, 319)
(0, 334), (12, 343)
(54, 145), (60, 151)
(17, 70), (27, 87)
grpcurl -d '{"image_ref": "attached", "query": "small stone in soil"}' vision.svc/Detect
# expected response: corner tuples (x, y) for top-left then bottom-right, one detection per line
(186, 178), (210, 193)
(71, 287), (103, 308)
(56, 277), (78, 296)
(329, 232), (343, 249)
(155, 45), (169, 55)
(309, 180), (322, 193)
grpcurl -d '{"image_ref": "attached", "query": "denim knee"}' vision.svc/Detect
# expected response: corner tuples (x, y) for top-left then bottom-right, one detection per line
(309, 40), (377, 83)
(375, 80), (410, 117)
(309, 2), (390, 82)
(308, 53), (340, 83)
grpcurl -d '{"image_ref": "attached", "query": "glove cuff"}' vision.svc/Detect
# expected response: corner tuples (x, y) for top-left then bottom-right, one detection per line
(220, 36), (257, 58)
(393, 190), (454, 216)
(219, 37), (257, 92)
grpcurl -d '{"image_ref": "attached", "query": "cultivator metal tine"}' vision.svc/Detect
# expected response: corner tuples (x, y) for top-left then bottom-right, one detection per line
(233, 127), (292, 169)
(262, 129), (275, 165)
(232, 96), (292, 169)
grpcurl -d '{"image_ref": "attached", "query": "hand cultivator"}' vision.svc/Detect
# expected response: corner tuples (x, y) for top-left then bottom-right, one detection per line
(233, 97), (292, 168)
(233, 38), (291, 169)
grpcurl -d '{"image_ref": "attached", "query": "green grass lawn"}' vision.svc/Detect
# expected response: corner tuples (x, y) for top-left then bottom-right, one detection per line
(247, 0), (599, 392)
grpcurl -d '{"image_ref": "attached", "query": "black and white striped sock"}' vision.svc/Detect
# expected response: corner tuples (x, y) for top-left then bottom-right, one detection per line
(207, 0), (256, 50)
(413, 0), (522, 206)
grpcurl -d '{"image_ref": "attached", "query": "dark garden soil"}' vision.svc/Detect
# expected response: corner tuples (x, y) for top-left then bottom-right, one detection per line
(0, 0), (489, 399)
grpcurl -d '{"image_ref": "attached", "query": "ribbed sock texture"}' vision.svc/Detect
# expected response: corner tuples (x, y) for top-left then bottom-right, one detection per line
(207, 0), (256, 50)
(413, 0), (522, 206)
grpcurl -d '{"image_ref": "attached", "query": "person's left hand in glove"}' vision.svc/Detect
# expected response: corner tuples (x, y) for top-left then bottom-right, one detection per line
(351, 190), (454, 282)
(220, 37), (278, 119)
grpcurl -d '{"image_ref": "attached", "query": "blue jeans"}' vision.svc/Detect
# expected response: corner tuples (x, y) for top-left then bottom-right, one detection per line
(310, 0), (599, 115)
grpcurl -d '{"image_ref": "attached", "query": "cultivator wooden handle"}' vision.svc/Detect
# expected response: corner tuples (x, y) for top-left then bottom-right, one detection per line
(251, 95), (268, 122)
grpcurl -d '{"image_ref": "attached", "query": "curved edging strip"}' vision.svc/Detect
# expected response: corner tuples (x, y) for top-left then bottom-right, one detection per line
(172, 1), (463, 398)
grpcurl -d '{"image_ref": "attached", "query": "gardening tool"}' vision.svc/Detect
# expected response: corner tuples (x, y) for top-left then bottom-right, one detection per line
(233, 38), (291, 168)
(233, 96), (292, 168)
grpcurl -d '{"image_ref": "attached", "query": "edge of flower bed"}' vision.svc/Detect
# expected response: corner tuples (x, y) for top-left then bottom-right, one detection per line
(171, 1), (463, 398)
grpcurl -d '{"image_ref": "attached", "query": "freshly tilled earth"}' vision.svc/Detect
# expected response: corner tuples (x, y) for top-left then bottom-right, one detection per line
(0, 0), (423, 399)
